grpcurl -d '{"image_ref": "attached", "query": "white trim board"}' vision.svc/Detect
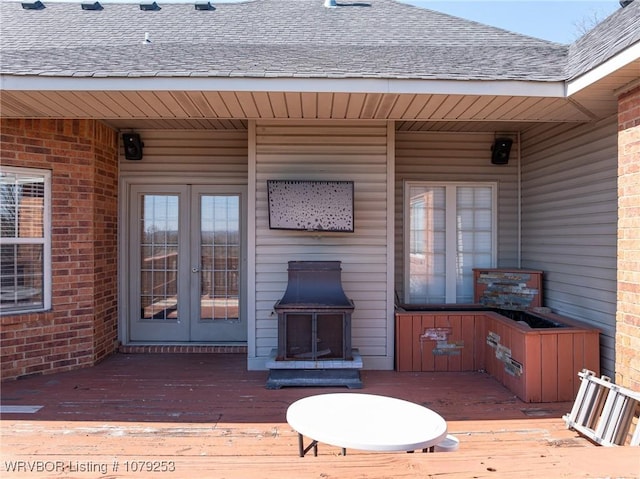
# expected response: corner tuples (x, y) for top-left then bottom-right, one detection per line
(0, 75), (566, 98)
(567, 43), (640, 96)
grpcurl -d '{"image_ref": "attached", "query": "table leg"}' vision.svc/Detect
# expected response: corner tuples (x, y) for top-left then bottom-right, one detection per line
(297, 433), (318, 457)
(297, 433), (304, 457)
(408, 446), (434, 453)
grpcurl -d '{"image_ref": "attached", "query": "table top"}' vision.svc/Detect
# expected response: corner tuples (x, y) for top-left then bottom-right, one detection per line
(286, 393), (448, 452)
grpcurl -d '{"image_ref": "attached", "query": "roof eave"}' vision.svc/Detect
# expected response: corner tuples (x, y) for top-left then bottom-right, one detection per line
(0, 75), (567, 98)
(567, 41), (640, 96)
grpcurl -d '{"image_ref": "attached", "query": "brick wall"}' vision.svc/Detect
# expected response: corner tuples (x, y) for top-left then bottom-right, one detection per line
(616, 85), (640, 391)
(1, 119), (119, 380)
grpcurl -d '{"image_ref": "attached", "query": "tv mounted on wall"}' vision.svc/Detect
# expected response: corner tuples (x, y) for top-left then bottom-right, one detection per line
(267, 180), (354, 232)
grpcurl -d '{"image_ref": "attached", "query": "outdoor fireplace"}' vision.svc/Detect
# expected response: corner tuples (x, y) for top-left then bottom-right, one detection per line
(266, 261), (362, 389)
(275, 261), (354, 360)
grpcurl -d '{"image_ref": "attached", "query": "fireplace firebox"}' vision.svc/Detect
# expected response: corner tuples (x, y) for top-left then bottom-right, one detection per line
(266, 261), (362, 389)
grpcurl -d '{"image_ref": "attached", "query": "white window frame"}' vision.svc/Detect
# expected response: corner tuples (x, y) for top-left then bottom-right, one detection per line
(0, 166), (52, 314)
(403, 181), (497, 304)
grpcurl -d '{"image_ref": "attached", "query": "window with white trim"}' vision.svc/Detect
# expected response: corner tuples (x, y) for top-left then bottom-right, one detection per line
(405, 182), (496, 304)
(0, 167), (51, 314)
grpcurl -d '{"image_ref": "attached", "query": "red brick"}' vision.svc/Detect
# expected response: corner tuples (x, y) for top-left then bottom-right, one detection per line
(617, 85), (640, 390)
(0, 119), (118, 381)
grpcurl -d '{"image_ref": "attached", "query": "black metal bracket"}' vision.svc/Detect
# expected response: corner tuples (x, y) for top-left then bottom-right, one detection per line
(296, 433), (433, 457)
(297, 434), (347, 457)
(298, 433), (318, 457)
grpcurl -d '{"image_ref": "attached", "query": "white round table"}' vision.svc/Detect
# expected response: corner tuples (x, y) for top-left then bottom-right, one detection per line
(286, 393), (448, 456)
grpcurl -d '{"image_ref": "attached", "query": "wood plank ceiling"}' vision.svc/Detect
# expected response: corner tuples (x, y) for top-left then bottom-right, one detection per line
(1, 90), (598, 132)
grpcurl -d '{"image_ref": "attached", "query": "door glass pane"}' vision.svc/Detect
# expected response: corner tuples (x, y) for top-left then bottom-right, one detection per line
(200, 195), (240, 321)
(139, 195), (179, 320)
(456, 186), (493, 302)
(407, 184), (494, 304)
(408, 185), (446, 303)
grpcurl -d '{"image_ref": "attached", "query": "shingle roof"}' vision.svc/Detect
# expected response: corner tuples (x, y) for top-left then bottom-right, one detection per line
(567, 0), (640, 79)
(0, 0), (570, 80)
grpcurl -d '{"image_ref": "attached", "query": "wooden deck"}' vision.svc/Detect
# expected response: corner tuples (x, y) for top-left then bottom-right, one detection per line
(1, 353), (638, 478)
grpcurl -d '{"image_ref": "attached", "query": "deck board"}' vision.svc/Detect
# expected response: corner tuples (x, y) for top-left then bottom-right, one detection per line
(1, 353), (638, 478)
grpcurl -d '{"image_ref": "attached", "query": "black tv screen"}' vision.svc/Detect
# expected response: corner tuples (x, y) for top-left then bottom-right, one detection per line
(267, 180), (354, 232)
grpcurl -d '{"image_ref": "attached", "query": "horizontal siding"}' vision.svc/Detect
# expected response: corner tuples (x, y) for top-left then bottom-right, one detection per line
(119, 129), (248, 182)
(520, 117), (618, 377)
(254, 121), (391, 365)
(394, 131), (520, 302)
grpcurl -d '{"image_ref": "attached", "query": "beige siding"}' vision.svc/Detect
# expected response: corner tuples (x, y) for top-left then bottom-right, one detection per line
(521, 117), (618, 377)
(394, 131), (520, 301)
(253, 121), (392, 368)
(119, 129), (248, 182)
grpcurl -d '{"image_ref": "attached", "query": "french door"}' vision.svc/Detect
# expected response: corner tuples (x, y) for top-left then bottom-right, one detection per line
(128, 185), (246, 342)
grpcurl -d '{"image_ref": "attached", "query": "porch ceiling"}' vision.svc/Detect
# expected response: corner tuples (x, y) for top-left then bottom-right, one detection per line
(0, 89), (599, 131)
(567, 58), (640, 119)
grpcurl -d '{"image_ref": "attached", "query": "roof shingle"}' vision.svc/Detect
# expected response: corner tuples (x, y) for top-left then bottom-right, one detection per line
(0, 0), (571, 80)
(567, 0), (640, 79)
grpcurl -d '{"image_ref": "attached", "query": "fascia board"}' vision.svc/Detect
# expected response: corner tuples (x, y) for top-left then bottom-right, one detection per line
(567, 42), (640, 96)
(0, 75), (566, 98)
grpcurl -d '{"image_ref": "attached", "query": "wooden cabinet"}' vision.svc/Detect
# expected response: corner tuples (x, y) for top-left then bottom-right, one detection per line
(482, 312), (600, 402)
(395, 311), (486, 373)
(395, 310), (600, 402)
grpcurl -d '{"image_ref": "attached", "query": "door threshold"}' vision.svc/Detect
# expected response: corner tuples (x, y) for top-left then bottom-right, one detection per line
(119, 344), (247, 354)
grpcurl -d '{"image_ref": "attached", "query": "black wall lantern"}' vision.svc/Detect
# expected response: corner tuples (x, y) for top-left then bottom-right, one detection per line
(491, 138), (513, 165)
(122, 133), (144, 160)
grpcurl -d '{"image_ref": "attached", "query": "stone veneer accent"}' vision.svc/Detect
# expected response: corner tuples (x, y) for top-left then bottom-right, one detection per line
(0, 119), (119, 380)
(616, 85), (640, 392)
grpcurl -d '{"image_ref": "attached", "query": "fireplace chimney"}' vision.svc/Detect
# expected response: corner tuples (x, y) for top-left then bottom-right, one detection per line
(278, 261), (352, 307)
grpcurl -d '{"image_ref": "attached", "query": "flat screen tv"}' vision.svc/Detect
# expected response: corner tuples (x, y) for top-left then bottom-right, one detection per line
(267, 180), (354, 232)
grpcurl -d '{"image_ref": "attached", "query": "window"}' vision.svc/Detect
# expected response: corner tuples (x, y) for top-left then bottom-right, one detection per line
(405, 182), (496, 304)
(0, 167), (51, 314)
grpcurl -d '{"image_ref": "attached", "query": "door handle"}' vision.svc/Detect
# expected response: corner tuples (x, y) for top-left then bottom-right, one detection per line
(192, 267), (200, 273)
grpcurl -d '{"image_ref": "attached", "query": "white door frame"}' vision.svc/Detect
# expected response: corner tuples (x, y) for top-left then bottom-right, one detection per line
(118, 178), (248, 344)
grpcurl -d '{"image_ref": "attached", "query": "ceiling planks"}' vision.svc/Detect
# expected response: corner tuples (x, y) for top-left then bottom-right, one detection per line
(0, 89), (598, 129)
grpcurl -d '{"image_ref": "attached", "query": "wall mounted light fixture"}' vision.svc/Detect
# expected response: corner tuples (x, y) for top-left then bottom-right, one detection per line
(491, 138), (513, 165)
(122, 133), (144, 161)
